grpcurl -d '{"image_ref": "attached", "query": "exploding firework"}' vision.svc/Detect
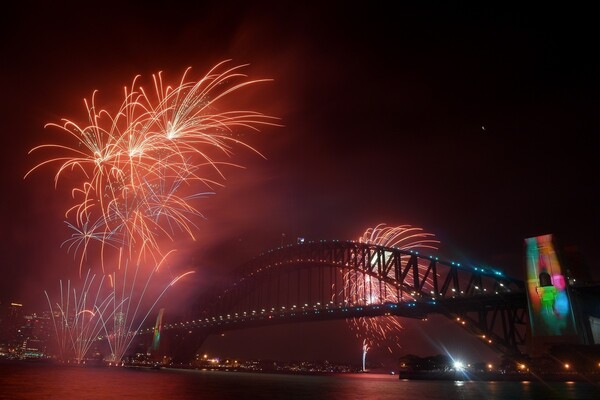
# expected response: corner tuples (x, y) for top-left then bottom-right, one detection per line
(31, 61), (279, 363)
(44, 270), (116, 363)
(102, 250), (196, 363)
(344, 224), (440, 352)
(26, 60), (281, 273)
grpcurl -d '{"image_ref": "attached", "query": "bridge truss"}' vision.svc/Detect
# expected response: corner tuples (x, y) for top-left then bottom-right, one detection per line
(158, 241), (528, 360)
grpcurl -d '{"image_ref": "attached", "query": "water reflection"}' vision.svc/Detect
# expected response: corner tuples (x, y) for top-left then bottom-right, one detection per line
(1, 362), (599, 400)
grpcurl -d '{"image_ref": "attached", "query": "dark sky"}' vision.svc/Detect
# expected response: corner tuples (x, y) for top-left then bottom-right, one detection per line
(1, 2), (597, 367)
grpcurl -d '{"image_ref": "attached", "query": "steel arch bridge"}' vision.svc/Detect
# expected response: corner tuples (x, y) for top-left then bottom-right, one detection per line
(153, 240), (528, 361)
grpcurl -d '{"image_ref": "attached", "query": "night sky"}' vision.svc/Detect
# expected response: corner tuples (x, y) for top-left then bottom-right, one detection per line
(1, 2), (597, 367)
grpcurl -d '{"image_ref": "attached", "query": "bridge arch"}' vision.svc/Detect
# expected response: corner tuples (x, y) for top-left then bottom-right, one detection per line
(162, 241), (528, 360)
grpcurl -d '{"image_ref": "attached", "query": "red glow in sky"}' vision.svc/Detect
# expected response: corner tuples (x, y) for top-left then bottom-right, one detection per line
(0, 2), (596, 365)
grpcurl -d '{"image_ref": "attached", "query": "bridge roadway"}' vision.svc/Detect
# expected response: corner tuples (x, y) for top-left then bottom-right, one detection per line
(138, 240), (529, 361)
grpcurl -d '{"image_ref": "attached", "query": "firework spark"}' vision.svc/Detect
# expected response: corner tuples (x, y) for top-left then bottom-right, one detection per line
(362, 339), (369, 372)
(44, 270), (116, 363)
(32, 61), (278, 363)
(27, 60), (281, 273)
(344, 224), (440, 352)
(102, 251), (194, 363)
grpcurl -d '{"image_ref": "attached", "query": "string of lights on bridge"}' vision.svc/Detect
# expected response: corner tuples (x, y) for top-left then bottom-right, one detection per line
(137, 240), (515, 350)
(137, 304), (497, 349)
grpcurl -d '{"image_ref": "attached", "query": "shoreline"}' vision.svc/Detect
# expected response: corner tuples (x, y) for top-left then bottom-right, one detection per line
(4, 359), (600, 383)
(397, 370), (600, 383)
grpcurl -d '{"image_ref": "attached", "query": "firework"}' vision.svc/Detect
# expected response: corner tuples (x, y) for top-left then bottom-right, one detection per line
(44, 270), (116, 363)
(26, 60), (281, 273)
(32, 61), (278, 363)
(344, 224), (440, 352)
(102, 251), (194, 363)
(362, 339), (369, 372)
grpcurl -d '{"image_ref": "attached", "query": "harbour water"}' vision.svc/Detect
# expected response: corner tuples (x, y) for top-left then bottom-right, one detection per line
(1, 361), (600, 400)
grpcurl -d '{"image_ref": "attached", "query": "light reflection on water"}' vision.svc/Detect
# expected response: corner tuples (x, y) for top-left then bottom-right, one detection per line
(1, 362), (600, 400)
